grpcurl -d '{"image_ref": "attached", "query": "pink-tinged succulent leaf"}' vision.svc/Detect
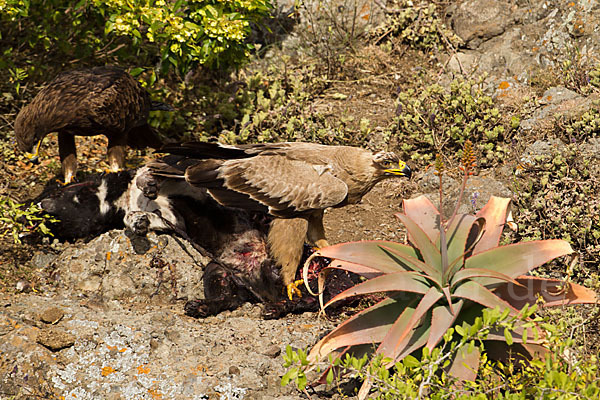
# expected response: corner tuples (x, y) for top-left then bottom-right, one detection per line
(473, 196), (511, 255)
(401, 195), (441, 241)
(378, 244), (441, 282)
(445, 217), (486, 280)
(308, 262), (384, 298)
(393, 319), (432, 362)
(427, 300), (464, 350)
(440, 214), (477, 265)
(322, 271), (430, 310)
(494, 276), (598, 309)
(376, 287), (443, 360)
(450, 268), (521, 288)
(448, 342), (480, 382)
(310, 241), (421, 273)
(358, 320), (433, 400)
(320, 260), (383, 277)
(309, 296), (418, 360)
(452, 281), (520, 315)
(465, 240), (574, 285)
(313, 264), (381, 307)
(442, 286), (454, 314)
(396, 214), (442, 272)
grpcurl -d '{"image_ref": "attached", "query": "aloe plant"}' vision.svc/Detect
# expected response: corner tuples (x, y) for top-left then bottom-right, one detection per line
(302, 141), (598, 398)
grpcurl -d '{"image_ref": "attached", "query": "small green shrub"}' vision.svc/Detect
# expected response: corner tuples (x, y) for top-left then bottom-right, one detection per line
(391, 76), (508, 164)
(511, 144), (600, 285)
(371, 0), (462, 51)
(283, 306), (600, 399)
(562, 105), (600, 141)
(0, 197), (59, 244)
(172, 64), (369, 145)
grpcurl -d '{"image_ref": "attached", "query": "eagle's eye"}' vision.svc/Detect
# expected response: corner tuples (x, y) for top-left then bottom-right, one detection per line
(381, 159), (395, 168)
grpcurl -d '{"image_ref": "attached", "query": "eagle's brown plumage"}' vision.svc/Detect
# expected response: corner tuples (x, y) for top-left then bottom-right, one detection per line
(149, 141), (411, 299)
(14, 66), (172, 183)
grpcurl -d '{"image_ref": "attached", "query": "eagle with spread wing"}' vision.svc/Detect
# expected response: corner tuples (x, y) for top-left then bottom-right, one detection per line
(15, 66), (172, 184)
(148, 141), (412, 299)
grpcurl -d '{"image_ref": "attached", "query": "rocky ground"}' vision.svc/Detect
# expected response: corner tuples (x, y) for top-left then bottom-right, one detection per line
(2, 0), (600, 399)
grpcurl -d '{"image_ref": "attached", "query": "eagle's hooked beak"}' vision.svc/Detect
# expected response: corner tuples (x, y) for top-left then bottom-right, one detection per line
(25, 139), (42, 164)
(385, 160), (411, 178)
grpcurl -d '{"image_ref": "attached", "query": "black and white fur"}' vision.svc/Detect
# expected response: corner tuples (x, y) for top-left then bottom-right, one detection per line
(35, 168), (340, 318)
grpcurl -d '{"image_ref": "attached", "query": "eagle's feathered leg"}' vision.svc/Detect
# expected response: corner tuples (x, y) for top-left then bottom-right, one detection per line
(58, 132), (77, 184)
(306, 210), (330, 249)
(106, 134), (127, 173)
(268, 217), (308, 300)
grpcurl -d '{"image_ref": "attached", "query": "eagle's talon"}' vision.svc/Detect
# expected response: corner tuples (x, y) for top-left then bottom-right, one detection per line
(105, 167), (124, 174)
(57, 177), (75, 186)
(286, 279), (304, 300)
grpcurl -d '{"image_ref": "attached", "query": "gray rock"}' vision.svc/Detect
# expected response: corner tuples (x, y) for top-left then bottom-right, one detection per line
(30, 252), (58, 270)
(520, 88), (594, 131)
(448, 0), (516, 49)
(49, 230), (209, 304)
(539, 86), (580, 104)
(581, 137), (600, 158)
(421, 172), (512, 217)
(443, 0), (600, 79)
(39, 306), (64, 324)
(0, 294), (332, 399)
(36, 326), (75, 351)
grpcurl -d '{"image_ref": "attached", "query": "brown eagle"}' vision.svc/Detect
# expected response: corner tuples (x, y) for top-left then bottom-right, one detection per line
(15, 66), (172, 184)
(148, 142), (412, 299)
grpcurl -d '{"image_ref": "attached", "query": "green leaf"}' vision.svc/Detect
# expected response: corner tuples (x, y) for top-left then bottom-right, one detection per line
(326, 368), (334, 385)
(130, 67), (144, 77)
(281, 368), (296, 386)
(403, 355), (419, 368)
(297, 373), (307, 390)
(504, 328), (513, 345)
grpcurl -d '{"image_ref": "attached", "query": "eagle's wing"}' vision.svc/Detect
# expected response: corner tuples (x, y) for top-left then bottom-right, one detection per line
(185, 153), (349, 217)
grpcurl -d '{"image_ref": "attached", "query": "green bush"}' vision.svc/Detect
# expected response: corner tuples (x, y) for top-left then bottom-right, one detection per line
(391, 76), (508, 164)
(371, 0), (462, 51)
(511, 145), (600, 286)
(0, 197), (59, 244)
(173, 65), (371, 145)
(0, 0), (273, 78)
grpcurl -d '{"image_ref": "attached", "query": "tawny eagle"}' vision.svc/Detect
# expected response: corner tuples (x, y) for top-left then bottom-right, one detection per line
(15, 66), (172, 184)
(149, 141), (412, 299)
